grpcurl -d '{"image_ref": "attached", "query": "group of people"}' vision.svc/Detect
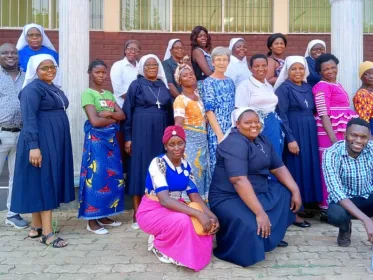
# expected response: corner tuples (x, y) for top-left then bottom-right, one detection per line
(1, 23), (373, 269)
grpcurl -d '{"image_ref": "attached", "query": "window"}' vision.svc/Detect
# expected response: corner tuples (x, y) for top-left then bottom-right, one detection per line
(121, 0), (170, 31)
(224, 0), (272, 33)
(289, 0), (331, 33)
(364, 0), (373, 33)
(121, 0), (273, 32)
(0, 0), (103, 29)
(173, 0), (222, 32)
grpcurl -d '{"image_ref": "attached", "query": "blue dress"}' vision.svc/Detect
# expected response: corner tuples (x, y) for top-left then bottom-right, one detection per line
(208, 130), (295, 267)
(200, 77), (235, 176)
(11, 79), (74, 213)
(275, 80), (323, 204)
(306, 56), (322, 87)
(123, 76), (172, 196)
(18, 46), (59, 71)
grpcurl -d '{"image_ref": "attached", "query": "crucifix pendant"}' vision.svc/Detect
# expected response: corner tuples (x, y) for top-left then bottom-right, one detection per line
(156, 100), (161, 109)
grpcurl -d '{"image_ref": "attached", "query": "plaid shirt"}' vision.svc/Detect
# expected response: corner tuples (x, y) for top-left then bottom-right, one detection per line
(322, 140), (373, 203)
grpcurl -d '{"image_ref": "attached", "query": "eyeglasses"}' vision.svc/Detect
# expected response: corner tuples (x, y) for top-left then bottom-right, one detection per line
(363, 72), (373, 78)
(144, 63), (159, 68)
(311, 47), (325, 52)
(38, 65), (57, 72)
(0, 51), (18, 56)
(27, 33), (42, 38)
(172, 47), (185, 51)
(126, 47), (140, 53)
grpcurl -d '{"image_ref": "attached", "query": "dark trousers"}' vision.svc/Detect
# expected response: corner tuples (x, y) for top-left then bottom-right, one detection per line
(327, 193), (373, 232)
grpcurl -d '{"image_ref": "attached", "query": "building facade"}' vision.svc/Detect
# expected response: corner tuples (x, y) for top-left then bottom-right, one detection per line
(1, 0), (372, 91)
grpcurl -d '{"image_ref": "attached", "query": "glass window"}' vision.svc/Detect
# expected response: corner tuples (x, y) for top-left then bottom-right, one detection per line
(172, 0), (222, 32)
(121, 0), (170, 31)
(0, 0), (103, 29)
(224, 0), (272, 33)
(364, 0), (373, 33)
(289, 0), (331, 33)
(0, 0), (49, 28)
(90, 0), (104, 30)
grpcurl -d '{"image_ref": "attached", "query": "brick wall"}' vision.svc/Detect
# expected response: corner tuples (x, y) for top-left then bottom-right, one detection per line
(1, 30), (372, 90)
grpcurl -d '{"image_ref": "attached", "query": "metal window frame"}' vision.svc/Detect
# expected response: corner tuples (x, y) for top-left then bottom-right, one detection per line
(0, 0), (104, 30)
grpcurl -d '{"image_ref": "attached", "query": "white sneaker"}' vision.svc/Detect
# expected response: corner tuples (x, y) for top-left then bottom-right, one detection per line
(86, 224), (108, 235)
(148, 235), (155, 251)
(131, 222), (140, 230)
(97, 220), (122, 227)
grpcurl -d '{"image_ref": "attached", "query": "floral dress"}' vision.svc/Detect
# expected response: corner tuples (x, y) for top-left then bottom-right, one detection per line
(200, 76), (235, 176)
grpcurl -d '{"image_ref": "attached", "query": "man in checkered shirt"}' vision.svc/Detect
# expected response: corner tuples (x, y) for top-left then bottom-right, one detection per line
(323, 118), (373, 247)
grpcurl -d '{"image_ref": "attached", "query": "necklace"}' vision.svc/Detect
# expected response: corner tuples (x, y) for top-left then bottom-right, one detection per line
(255, 141), (267, 157)
(148, 86), (161, 109)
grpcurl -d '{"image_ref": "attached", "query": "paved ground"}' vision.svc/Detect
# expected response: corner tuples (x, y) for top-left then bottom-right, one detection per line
(0, 210), (372, 280)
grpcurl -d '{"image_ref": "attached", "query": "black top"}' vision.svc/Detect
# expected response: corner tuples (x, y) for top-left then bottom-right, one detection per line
(162, 58), (182, 93)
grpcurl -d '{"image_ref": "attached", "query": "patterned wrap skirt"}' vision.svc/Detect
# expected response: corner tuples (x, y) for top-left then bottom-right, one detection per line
(78, 121), (125, 219)
(184, 125), (211, 201)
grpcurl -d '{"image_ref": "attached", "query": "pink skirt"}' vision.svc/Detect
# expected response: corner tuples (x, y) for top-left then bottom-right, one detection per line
(315, 108), (358, 208)
(136, 196), (213, 271)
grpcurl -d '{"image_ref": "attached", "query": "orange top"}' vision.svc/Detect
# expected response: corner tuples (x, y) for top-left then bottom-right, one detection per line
(353, 88), (373, 122)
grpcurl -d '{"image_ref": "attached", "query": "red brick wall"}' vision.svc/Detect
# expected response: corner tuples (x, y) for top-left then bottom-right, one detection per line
(1, 30), (372, 89)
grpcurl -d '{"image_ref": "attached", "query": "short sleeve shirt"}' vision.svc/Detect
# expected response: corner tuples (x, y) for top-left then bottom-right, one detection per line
(81, 88), (116, 112)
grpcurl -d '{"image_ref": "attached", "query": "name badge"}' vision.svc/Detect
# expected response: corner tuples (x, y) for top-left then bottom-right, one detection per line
(100, 100), (108, 107)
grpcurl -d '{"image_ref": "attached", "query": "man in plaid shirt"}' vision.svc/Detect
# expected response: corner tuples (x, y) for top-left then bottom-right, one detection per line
(323, 118), (373, 247)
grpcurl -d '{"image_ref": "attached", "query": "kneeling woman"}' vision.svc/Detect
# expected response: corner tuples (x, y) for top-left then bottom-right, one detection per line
(208, 108), (302, 267)
(136, 126), (219, 271)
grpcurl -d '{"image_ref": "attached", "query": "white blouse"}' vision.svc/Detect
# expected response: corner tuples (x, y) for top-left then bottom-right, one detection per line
(225, 55), (251, 87)
(235, 75), (278, 114)
(110, 57), (139, 108)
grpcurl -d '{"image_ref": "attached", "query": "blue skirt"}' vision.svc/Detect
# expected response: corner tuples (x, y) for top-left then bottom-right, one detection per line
(78, 121), (125, 219)
(283, 111), (322, 204)
(262, 111), (284, 158)
(126, 107), (169, 196)
(11, 109), (75, 213)
(211, 181), (295, 267)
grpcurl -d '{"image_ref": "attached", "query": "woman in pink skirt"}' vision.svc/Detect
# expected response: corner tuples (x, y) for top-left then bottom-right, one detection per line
(136, 125), (219, 271)
(312, 53), (358, 212)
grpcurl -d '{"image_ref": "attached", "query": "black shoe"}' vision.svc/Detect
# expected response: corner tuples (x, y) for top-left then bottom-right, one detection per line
(337, 220), (352, 247)
(320, 210), (329, 223)
(277, 240), (288, 247)
(292, 220), (312, 228)
(298, 211), (316, 219)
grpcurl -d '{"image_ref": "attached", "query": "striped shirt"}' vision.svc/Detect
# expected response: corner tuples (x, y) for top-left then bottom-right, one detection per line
(322, 140), (373, 203)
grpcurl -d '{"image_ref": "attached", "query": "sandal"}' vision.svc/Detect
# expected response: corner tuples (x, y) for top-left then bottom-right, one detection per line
(40, 232), (68, 248)
(28, 227), (42, 239)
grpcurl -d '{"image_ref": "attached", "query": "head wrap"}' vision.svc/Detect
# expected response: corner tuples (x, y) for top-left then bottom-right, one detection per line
(16, 23), (56, 51)
(22, 54), (61, 89)
(359, 61), (373, 79)
(162, 125), (186, 144)
(222, 107), (264, 142)
(304, 39), (326, 57)
(174, 64), (193, 85)
(163, 39), (181, 61)
(138, 54), (169, 88)
(273, 56), (310, 91)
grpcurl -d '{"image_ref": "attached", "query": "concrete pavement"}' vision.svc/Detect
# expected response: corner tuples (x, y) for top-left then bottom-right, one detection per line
(0, 210), (372, 280)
